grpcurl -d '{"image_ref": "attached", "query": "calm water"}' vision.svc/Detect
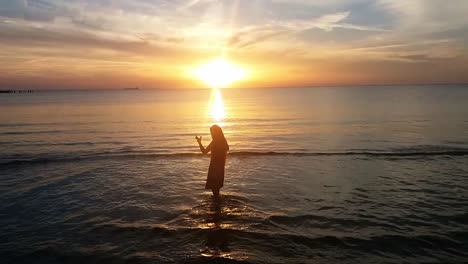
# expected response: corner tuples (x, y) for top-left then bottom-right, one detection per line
(1, 86), (468, 263)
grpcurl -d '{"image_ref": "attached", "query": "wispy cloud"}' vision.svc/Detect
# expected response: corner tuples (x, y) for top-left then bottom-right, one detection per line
(226, 11), (390, 49)
(280, 11), (351, 32)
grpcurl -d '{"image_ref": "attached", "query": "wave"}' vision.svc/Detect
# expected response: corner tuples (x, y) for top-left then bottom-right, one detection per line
(14, 222), (464, 263)
(230, 150), (468, 157)
(3, 222), (466, 264)
(2, 148), (468, 166)
(0, 130), (65, 135)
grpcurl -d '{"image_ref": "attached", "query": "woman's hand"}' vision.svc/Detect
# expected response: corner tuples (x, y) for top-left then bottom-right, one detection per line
(196, 136), (211, 154)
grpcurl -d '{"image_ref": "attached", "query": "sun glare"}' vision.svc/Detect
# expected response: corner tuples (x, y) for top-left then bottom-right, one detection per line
(193, 57), (248, 88)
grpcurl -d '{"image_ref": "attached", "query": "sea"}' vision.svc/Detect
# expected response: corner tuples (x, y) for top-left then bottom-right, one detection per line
(1, 85), (468, 263)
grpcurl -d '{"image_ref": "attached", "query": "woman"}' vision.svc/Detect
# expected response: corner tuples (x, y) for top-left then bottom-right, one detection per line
(195, 125), (229, 198)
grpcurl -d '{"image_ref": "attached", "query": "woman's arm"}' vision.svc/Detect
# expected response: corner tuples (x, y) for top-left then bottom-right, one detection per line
(195, 136), (211, 154)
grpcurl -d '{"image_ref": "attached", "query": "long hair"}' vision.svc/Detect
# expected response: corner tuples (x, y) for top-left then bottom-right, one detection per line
(210, 125), (229, 152)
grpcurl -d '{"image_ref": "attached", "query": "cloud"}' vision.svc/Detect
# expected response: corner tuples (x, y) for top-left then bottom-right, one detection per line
(0, 0), (468, 88)
(182, 0), (216, 9)
(0, 20), (193, 61)
(301, 11), (350, 31)
(377, 0), (468, 32)
(0, 0), (66, 22)
(226, 11), (388, 50)
(229, 29), (288, 49)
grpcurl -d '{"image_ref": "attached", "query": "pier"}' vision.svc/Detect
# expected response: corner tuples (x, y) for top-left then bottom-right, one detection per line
(0, 90), (37, 94)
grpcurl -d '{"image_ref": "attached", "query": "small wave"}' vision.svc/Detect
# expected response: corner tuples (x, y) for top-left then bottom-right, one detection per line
(267, 214), (382, 230)
(0, 121), (103, 128)
(4, 226), (466, 264)
(2, 148), (468, 166)
(230, 150), (468, 157)
(89, 222), (468, 259)
(8, 141), (127, 147)
(0, 130), (64, 135)
(0, 122), (62, 128)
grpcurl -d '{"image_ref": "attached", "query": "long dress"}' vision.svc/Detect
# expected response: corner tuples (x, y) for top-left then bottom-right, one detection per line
(205, 142), (228, 189)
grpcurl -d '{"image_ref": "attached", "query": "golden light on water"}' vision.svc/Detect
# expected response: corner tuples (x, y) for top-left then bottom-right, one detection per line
(193, 57), (248, 88)
(210, 89), (225, 122)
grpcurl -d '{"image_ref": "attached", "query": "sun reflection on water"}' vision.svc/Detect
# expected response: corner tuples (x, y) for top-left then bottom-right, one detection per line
(187, 195), (254, 262)
(210, 89), (226, 123)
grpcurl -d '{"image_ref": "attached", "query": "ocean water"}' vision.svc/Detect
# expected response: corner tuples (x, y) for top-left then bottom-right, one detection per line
(1, 85), (468, 263)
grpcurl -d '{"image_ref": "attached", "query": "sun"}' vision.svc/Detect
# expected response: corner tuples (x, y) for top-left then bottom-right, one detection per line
(193, 57), (248, 88)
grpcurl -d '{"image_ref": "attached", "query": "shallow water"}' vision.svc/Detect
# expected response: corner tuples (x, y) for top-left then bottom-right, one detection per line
(1, 86), (468, 263)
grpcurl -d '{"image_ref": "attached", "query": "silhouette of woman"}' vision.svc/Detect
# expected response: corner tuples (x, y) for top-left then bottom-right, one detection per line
(196, 125), (229, 197)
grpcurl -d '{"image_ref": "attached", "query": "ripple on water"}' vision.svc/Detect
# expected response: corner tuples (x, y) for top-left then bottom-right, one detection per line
(1, 155), (468, 263)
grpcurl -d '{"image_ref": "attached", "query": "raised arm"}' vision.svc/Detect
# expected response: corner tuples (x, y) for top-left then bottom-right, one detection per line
(195, 136), (211, 154)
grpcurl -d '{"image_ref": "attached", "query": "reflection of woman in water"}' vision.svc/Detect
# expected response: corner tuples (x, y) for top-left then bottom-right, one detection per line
(196, 125), (229, 198)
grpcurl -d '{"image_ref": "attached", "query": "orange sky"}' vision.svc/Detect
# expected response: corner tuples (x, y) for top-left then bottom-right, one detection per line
(1, 0), (468, 89)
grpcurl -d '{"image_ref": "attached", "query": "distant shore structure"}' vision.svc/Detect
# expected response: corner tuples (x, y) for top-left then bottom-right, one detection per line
(124, 87), (140, 90)
(0, 89), (37, 94)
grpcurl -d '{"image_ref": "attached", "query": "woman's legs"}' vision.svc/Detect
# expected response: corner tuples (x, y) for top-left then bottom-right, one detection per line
(212, 188), (220, 197)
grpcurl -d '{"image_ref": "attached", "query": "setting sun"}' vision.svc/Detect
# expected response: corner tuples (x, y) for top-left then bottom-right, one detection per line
(193, 57), (248, 88)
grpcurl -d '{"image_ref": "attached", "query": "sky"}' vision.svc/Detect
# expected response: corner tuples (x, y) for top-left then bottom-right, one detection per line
(1, 0), (468, 89)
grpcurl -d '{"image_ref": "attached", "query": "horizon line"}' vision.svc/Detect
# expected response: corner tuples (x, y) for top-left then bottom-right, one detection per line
(2, 82), (468, 91)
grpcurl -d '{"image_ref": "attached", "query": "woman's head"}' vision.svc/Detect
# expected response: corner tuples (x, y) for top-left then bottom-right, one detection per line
(210, 124), (224, 141)
(210, 124), (229, 151)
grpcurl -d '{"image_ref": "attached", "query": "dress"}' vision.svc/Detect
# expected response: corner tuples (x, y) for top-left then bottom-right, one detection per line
(205, 142), (228, 189)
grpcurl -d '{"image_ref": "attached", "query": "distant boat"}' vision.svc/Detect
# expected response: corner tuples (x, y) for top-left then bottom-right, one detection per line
(124, 87), (140, 90)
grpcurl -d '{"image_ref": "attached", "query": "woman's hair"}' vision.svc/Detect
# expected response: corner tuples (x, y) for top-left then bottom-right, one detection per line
(210, 125), (229, 151)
